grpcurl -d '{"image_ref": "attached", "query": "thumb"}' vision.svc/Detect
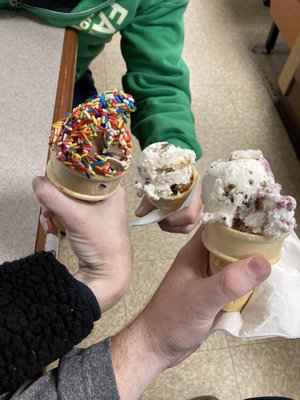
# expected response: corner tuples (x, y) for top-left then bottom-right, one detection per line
(206, 256), (272, 314)
(135, 195), (156, 217)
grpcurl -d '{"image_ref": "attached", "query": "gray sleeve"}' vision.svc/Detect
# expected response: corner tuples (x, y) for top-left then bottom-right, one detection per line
(0, 338), (120, 400)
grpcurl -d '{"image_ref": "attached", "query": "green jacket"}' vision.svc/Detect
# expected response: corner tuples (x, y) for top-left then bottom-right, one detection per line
(1, 0), (202, 158)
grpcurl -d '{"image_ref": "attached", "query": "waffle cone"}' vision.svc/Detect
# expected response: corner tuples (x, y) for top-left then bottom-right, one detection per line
(148, 166), (198, 211)
(46, 153), (125, 202)
(202, 223), (288, 312)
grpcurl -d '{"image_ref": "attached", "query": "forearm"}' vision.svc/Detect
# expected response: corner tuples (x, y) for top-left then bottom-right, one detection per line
(110, 254), (199, 399)
(121, 1), (202, 159)
(110, 247), (210, 400)
(111, 311), (167, 400)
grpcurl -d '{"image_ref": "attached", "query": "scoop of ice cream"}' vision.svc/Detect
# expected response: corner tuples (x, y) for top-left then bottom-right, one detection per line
(49, 89), (136, 178)
(135, 142), (196, 201)
(201, 149), (296, 238)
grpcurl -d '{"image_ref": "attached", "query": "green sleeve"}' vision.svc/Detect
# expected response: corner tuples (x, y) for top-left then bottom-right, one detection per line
(0, 0), (11, 9)
(120, 0), (202, 159)
(76, 31), (106, 81)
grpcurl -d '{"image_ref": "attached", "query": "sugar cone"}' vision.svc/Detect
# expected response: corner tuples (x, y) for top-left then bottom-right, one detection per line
(202, 223), (288, 312)
(46, 153), (125, 202)
(148, 166), (199, 211)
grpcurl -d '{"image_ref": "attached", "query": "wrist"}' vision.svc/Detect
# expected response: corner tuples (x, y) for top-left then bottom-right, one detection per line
(74, 257), (132, 313)
(75, 279), (101, 321)
(139, 303), (194, 370)
(111, 313), (167, 400)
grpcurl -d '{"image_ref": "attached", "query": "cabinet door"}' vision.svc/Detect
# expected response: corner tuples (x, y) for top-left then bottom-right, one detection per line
(270, 0), (300, 48)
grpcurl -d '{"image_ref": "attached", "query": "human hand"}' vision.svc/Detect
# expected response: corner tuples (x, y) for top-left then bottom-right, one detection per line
(142, 226), (271, 367)
(111, 226), (271, 399)
(32, 177), (132, 312)
(135, 183), (203, 233)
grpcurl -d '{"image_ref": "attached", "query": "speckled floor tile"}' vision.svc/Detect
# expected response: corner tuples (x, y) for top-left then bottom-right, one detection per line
(189, 0), (273, 54)
(226, 335), (287, 348)
(200, 332), (229, 352)
(195, 126), (251, 171)
(124, 256), (171, 321)
(191, 85), (241, 131)
(141, 347), (240, 400)
(230, 339), (300, 399)
(242, 124), (300, 181)
(130, 217), (194, 257)
(184, 45), (226, 87)
(218, 48), (264, 85)
(228, 83), (284, 128)
(249, 42), (289, 101)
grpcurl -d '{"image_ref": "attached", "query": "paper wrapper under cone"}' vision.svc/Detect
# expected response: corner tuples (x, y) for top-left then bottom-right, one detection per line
(202, 223), (288, 312)
(46, 153), (126, 202)
(148, 166), (199, 211)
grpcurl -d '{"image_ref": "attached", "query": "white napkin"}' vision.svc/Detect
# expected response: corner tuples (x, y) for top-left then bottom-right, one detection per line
(211, 231), (300, 339)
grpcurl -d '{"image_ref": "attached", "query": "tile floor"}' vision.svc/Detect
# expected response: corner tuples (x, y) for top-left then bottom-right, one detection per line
(58, 1), (300, 399)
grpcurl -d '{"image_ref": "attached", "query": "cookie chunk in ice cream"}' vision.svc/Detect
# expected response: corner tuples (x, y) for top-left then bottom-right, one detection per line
(134, 142), (197, 211)
(135, 142), (196, 200)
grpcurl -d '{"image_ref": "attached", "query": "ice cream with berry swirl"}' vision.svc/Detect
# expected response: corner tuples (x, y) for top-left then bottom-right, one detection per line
(201, 149), (297, 312)
(201, 149), (296, 239)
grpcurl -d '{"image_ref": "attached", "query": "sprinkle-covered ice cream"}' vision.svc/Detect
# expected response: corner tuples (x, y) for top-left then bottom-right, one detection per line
(201, 150), (296, 238)
(134, 142), (196, 201)
(49, 89), (136, 178)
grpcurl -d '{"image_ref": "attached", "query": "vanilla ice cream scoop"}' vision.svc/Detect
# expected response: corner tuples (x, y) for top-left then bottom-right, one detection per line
(201, 149), (296, 238)
(135, 142), (196, 201)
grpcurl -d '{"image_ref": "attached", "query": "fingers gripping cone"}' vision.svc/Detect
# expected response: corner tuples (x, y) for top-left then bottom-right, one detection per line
(46, 155), (124, 231)
(202, 223), (288, 312)
(46, 151), (126, 232)
(147, 166), (199, 211)
(46, 153), (124, 202)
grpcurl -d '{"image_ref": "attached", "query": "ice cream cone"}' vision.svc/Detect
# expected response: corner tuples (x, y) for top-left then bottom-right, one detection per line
(148, 166), (199, 211)
(46, 153), (125, 202)
(202, 223), (288, 312)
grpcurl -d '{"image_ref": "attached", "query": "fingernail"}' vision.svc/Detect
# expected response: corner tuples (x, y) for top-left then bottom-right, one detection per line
(247, 257), (270, 282)
(32, 176), (43, 192)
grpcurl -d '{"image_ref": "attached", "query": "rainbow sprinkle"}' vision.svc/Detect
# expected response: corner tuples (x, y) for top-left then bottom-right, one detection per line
(49, 89), (136, 178)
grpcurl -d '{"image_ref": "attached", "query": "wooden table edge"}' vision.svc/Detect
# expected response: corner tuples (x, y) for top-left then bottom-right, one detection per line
(34, 27), (78, 253)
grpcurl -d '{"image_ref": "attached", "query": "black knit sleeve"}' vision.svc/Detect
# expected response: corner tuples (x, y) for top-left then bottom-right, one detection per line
(0, 251), (99, 395)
